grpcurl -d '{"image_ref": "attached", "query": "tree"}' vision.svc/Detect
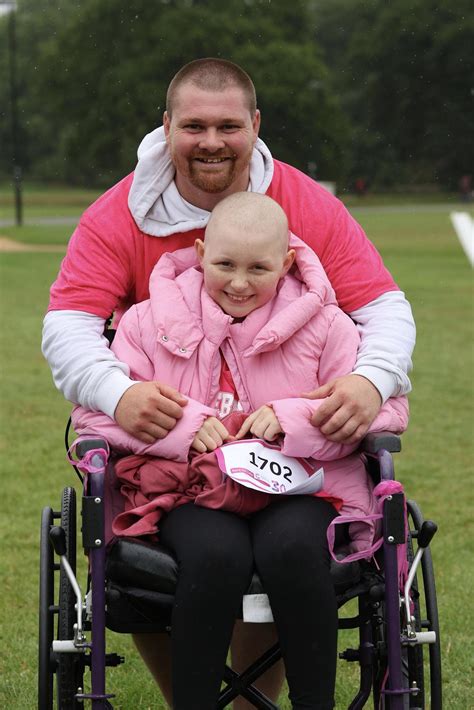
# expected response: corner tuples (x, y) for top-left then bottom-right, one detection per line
(0, 0), (86, 180)
(3, 0), (347, 186)
(312, 0), (474, 188)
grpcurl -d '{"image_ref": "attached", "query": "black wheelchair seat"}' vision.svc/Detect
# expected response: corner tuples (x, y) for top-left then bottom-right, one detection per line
(104, 535), (364, 634)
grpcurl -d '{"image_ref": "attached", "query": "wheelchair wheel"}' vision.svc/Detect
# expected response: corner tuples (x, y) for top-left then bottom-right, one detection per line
(407, 500), (442, 710)
(404, 517), (425, 709)
(372, 501), (441, 709)
(38, 506), (55, 710)
(56, 487), (85, 709)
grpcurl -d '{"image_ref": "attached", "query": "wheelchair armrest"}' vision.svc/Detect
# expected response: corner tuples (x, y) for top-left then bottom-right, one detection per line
(75, 438), (109, 458)
(359, 432), (402, 454)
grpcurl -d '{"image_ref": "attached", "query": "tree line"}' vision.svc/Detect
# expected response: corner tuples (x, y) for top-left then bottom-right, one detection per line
(0, 0), (472, 190)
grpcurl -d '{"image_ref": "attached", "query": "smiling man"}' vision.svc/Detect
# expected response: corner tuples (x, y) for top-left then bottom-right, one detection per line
(165, 88), (259, 201)
(42, 58), (415, 707)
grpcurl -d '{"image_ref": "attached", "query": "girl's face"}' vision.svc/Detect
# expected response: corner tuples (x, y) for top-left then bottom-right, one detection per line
(195, 226), (294, 318)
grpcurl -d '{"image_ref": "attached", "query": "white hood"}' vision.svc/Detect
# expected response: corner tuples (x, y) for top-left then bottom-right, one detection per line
(128, 126), (274, 237)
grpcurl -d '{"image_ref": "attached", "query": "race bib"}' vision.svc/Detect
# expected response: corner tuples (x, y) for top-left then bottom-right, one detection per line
(215, 439), (324, 495)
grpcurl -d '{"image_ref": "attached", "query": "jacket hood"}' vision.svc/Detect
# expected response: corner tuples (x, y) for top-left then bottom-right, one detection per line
(147, 233), (337, 358)
(128, 126), (274, 237)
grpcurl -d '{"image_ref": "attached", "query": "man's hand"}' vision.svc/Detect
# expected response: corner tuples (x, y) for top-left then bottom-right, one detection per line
(115, 382), (188, 444)
(191, 416), (232, 453)
(303, 375), (382, 444)
(235, 405), (283, 442)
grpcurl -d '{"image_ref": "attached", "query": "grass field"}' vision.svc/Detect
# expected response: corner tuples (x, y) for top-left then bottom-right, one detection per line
(0, 187), (473, 708)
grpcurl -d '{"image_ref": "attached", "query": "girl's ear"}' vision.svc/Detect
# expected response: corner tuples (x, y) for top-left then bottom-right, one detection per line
(195, 239), (205, 264)
(282, 249), (296, 275)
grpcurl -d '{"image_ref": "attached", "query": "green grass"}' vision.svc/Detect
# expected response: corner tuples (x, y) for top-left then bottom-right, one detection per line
(0, 224), (72, 246)
(0, 181), (465, 223)
(0, 184), (101, 221)
(1, 195), (473, 708)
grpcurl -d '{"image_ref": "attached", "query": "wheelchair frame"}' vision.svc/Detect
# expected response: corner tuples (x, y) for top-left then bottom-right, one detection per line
(38, 433), (441, 709)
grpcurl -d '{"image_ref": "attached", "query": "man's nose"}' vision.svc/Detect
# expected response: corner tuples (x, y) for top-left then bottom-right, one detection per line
(198, 128), (225, 152)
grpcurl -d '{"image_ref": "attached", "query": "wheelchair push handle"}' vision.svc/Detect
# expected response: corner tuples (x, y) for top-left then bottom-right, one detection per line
(417, 520), (438, 549)
(49, 525), (67, 557)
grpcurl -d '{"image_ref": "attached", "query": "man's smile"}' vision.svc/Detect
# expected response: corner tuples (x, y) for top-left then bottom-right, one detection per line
(192, 155), (235, 166)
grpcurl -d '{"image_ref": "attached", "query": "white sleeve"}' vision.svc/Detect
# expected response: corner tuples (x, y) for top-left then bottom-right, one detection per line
(349, 291), (415, 402)
(42, 310), (136, 418)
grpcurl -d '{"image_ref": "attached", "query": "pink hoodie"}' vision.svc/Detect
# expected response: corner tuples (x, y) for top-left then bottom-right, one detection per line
(73, 234), (408, 549)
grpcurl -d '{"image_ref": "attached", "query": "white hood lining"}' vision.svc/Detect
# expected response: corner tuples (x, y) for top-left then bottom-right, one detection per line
(128, 126), (274, 237)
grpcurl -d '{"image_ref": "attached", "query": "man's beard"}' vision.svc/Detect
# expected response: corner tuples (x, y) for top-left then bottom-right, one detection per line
(188, 155), (238, 193)
(185, 144), (253, 194)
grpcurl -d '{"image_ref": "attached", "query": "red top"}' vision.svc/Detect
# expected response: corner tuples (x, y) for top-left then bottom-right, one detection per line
(48, 160), (397, 320)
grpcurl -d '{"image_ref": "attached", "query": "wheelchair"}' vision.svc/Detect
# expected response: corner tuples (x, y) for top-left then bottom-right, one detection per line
(38, 429), (441, 709)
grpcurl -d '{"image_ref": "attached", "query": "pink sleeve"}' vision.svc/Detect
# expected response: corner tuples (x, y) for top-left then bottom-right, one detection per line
(71, 305), (216, 460)
(267, 162), (398, 312)
(270, 397), (359, 460)
(317, 308), (360, 385)
(71, 398), (215, 462)
(47, 179), (134, 318)
(270, 309), (409, 459)
(368, 396), (409, 433)
(270, 309), (361, 459)
(315, 204), (397, 312)
(109, 306), (155, 382)
(317, 306), (410, 435)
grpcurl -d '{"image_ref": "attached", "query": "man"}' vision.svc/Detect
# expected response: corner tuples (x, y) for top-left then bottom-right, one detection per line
(43, 58), (415, 707)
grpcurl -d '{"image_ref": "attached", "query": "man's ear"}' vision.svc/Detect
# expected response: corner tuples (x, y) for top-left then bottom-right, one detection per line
(163, 111), (171, 139)
(195, 239), (205, 264)
(252, 109), (261, 142)
(282, 249), (296, 275)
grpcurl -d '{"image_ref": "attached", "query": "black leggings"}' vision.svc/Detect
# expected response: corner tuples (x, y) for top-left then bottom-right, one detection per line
(160, 496), (338, 710)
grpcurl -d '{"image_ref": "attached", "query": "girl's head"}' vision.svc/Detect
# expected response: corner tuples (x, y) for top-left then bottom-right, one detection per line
(195, 193), (295, 318)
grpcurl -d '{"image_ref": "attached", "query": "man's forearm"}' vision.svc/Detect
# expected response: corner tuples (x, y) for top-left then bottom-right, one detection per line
(42, 310), (135, 418)
(349, 291), (415, 402)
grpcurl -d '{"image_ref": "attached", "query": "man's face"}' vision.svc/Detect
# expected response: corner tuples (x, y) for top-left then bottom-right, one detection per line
(164, 84), (260, 208)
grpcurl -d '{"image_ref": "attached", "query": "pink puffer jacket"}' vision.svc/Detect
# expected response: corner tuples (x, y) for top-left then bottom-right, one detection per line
(73, 234), (408, 550)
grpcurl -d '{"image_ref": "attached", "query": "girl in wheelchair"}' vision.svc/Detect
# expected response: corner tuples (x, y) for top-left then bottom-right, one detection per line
(73, 192), (408, 709)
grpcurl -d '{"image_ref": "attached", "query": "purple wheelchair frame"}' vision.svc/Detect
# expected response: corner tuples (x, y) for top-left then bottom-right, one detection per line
(67, 440), (415, 709)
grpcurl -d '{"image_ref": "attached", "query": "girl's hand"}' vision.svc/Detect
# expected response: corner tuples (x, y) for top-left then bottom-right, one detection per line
(191, 416), (232, 453)
(235, 406), (283, 442)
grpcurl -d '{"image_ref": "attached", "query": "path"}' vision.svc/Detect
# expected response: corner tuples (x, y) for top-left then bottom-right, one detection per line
(0, 236), (66, 253)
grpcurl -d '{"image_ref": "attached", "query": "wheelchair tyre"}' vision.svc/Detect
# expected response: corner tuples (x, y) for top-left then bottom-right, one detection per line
(373, 501), (442, 709)
(56, 487), (85, 709)
(407, 500), (442, 710)
(371, 601), (424, 708)
(372, 530), (425, 708)
(38, 506), (55, 710)
(404, 518), (425, 709)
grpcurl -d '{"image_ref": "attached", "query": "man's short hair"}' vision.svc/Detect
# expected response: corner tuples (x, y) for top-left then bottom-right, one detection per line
(166, 58), (257, 117)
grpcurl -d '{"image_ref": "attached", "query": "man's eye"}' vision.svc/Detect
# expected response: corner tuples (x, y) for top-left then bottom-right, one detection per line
(185, 124), (202, 131)
(221, 124), (239, 131)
